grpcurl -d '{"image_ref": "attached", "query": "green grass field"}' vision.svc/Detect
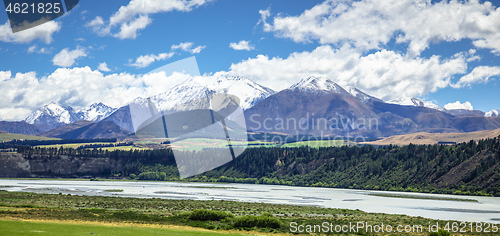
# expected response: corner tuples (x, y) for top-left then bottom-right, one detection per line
(34, 143), (147, 151)
(0, 220), (248, 236)
(282, 140), (344, 148)
(171, 138), (347, 150)
(171, 138), (257, 151)
(0, 133), (59, 142)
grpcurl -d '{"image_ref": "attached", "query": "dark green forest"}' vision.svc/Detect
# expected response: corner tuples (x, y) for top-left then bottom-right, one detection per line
(14, 137), (500, 196)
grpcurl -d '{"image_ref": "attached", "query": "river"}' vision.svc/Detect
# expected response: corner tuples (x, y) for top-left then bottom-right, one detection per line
(1, 179), (499, 223)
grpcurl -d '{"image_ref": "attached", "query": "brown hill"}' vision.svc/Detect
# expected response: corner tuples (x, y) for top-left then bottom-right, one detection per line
(364, 128), (500, 146)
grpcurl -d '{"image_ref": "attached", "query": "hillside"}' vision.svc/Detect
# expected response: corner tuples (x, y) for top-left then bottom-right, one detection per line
(0, 121), (41, 135)
(197, 139), (500, 196)
(39, 120), (130, 139)
(364, 128), (500, 146)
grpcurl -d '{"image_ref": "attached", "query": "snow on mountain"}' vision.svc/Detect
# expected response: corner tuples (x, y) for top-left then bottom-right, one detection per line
(290, 76), (350, 96)
(25, 103), (78, 125)
(74, 103), (117, 122)
(117, 76), (275, 132)
(192, 76), (276, 110)
(25, 102), (116, 126)
(345, 86), (383, 103)
(387, 97), (445, 111)
(148, 76), (275, 111)
(485, 109), (500, 117)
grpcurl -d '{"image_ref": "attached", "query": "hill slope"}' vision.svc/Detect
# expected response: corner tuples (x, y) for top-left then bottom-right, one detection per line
(0, 121), (41, 135)
(40, 120), (130, 139)
(365, 128), (500, 146)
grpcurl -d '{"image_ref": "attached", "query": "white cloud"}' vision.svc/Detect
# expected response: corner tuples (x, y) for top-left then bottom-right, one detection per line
(260, 0), (500, 56)
(171, 42), (205, 54)
(86, 16), (108, 36)
(27, 45), (50, 54)
(52, 47), (87, 67)
(257, 8), (272, 31)
(129, 52), (175, 68)
(0, 67), (192, 120)
(216, 44), (467, 100)
(452, 66), (500, 88)
(98, 62), (111, 72)
(229, 40), (255, 51)
(0, 21), (61, 44)
(444, 101), (474, 111)
(115, 15), (152, 39)
(88, 0), (212, 39)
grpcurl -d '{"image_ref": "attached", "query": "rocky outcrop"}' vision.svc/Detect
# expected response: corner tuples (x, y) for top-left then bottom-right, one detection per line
(0, 152), (122, 178)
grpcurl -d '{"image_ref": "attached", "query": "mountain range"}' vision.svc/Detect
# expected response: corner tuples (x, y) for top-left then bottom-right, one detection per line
(245, 76), (500, 138)
(1, 75), (499, 140)
(25, 102), (116, 132)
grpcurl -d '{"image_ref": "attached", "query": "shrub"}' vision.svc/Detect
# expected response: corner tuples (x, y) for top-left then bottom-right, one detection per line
(233, 214), (282, 229)
(188, 209), (234, 221)
(428, 229), (451, 236)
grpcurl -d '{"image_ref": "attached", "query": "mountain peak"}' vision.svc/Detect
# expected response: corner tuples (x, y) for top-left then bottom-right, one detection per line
(26, 103), (74, 125)
(485, 109), (500, 117)
(152, 76), (275, 111)
(290, 76), (349, 95)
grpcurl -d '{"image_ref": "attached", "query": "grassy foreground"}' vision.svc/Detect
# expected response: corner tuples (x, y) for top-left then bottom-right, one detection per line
(0, 219), (254, 236)
(1, 190), (498, 235)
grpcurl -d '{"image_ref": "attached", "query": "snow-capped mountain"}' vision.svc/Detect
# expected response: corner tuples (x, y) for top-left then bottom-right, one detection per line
(141, 76), (275, 111)
(74, 102), (117, 122)
(387, 97), (445, 111)
(290, 76), (350, 96)
(485, 109), (499, 117)
(25, 102), (116, 129)
(25, 103), (80, 126)
(107, 76), (275, 132)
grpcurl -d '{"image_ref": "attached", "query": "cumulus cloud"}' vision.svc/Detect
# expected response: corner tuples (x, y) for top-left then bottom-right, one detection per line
(444, 101), (474, 111)
(0, 21), (61, 44)
(129, 52), (175, 68)
(217, 44), (467, 100)
(229, 40), (255, 51)
(0, 67), (192, 120)
(88, 0), (212, 39)
(98, 62), (111, 72)
(260, 0), (500, 56)
(52, 47), (88, 67)
(171, 42), (206, 54)
(452, 66), (500, 88)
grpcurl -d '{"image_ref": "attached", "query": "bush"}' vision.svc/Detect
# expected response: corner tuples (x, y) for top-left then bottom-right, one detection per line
(428, 229), (451, 236)
(188, 209), (234, 221)
(233, 214), (282, 229)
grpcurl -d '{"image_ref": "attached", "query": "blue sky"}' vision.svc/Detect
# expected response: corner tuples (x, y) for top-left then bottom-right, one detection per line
(0, 0), (499, 120)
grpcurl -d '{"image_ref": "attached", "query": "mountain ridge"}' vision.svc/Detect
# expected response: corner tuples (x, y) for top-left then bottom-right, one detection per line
(3, 75), (500, 139)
